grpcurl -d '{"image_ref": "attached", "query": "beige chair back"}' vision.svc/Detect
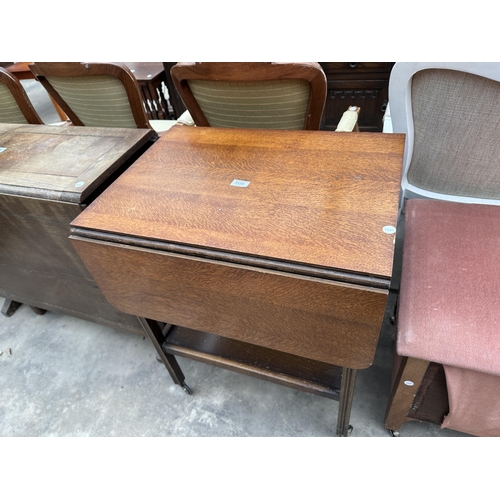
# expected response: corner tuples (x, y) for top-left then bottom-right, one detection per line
(44, 75), (138, 128)
(0, 67), (43, 124)
(187, 79), (311, 129)
(29, 63), (151, 129)
(171, 63), (327, 130)
(0, 81), (29, 123)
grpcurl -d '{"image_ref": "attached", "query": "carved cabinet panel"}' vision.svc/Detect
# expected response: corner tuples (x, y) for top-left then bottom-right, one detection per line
(319, 63), (395, 132)
(164, 62), (395, 132)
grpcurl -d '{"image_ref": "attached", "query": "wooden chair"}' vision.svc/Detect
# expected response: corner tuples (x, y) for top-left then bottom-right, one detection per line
(29, 62), (179, 135)
(385, 63), (500, 436)
(170, 62), (330, 130)
(0, 67), (43, 124)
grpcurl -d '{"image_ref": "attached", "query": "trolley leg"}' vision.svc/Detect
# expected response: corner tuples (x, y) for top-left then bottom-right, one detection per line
(137, 316), (192, 395)
(336, 367), (357, 436)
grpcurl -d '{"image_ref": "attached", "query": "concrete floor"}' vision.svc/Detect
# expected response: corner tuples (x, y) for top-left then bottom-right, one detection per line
(0, 79), (468, 438)
(0, 294), (467, 437)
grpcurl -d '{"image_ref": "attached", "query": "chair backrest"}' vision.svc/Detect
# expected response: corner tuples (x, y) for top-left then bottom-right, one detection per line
(170, 62), (327, 130)
(389, 62), (500, 205)
(29, 62), (151, 129)
(0, 67), (43, 124)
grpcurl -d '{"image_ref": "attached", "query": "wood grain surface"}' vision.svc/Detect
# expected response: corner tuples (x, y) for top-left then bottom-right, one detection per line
(71, 237), (388, 368)
(0, 124), (155, 202)
(71, 126), (404, 277)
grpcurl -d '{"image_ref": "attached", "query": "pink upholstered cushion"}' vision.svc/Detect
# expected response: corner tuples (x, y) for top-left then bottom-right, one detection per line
(397, 199), (500, 377)
(441, 365), (500, 436)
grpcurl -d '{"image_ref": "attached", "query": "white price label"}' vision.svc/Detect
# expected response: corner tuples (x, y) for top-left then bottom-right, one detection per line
(230, 179), (250, 188)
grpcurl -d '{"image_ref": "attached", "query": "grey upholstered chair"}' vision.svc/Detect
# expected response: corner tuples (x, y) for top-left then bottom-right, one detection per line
(389, 62), (500, 206)
(0, 67), (43, 124)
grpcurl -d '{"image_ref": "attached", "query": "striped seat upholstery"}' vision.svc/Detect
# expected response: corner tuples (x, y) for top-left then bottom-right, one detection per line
(0, 81), (29, 123)
(171, 63), (328, 131)
(187, 79), (311, 129)
(45, 75), (137, 128)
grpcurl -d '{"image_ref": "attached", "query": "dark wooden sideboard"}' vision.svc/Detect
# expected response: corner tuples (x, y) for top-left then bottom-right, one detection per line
(164, 62), (394, 132)
(319, 63), (394, 132)
(0, 124), (156, 334)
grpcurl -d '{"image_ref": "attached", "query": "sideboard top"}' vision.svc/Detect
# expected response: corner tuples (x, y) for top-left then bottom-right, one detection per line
(0, 124), (154, 203)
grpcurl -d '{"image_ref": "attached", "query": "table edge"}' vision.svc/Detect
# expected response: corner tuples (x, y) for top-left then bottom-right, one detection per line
(69, 228), (391, 289)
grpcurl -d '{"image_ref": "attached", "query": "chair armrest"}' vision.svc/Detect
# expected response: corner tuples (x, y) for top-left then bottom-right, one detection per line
(176, 110), (194, 126)
(149, 111), (195, 137)
(335, 106), (360, 132)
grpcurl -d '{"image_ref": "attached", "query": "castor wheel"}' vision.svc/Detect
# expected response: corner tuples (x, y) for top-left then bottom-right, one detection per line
(338, 425), (354, 436)
(156, 355), (163, 363)
(182, 383), (193, 395)
(389, 429), (400, 437)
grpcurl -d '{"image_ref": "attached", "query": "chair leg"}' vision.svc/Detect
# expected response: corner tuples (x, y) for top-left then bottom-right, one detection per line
(1, 299), (22, 317)
(137, 316), (192, 394)
(384, 356), (430, 435)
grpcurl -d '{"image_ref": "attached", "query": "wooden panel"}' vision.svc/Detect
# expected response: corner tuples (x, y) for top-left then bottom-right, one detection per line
(320, 62), (393, 74)
(71, 126), (404, 278)
(0, 196), (87, 274)
(318, 63), (394, 132)
(70, 237), (388, 369)
(0, 262), (143, 333)
(0, 124), (155, 203)
(407, 362), (449, 425)
(0, 195), (143, 334)
(322, 80), (389, 133)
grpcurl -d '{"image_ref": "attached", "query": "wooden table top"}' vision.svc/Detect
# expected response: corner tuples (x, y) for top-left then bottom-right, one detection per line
(0, 124), (155, 203)
(72, 126), (405, 277)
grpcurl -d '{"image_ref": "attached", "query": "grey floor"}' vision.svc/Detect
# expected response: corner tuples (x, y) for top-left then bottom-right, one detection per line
(0, 80), (468, 438)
